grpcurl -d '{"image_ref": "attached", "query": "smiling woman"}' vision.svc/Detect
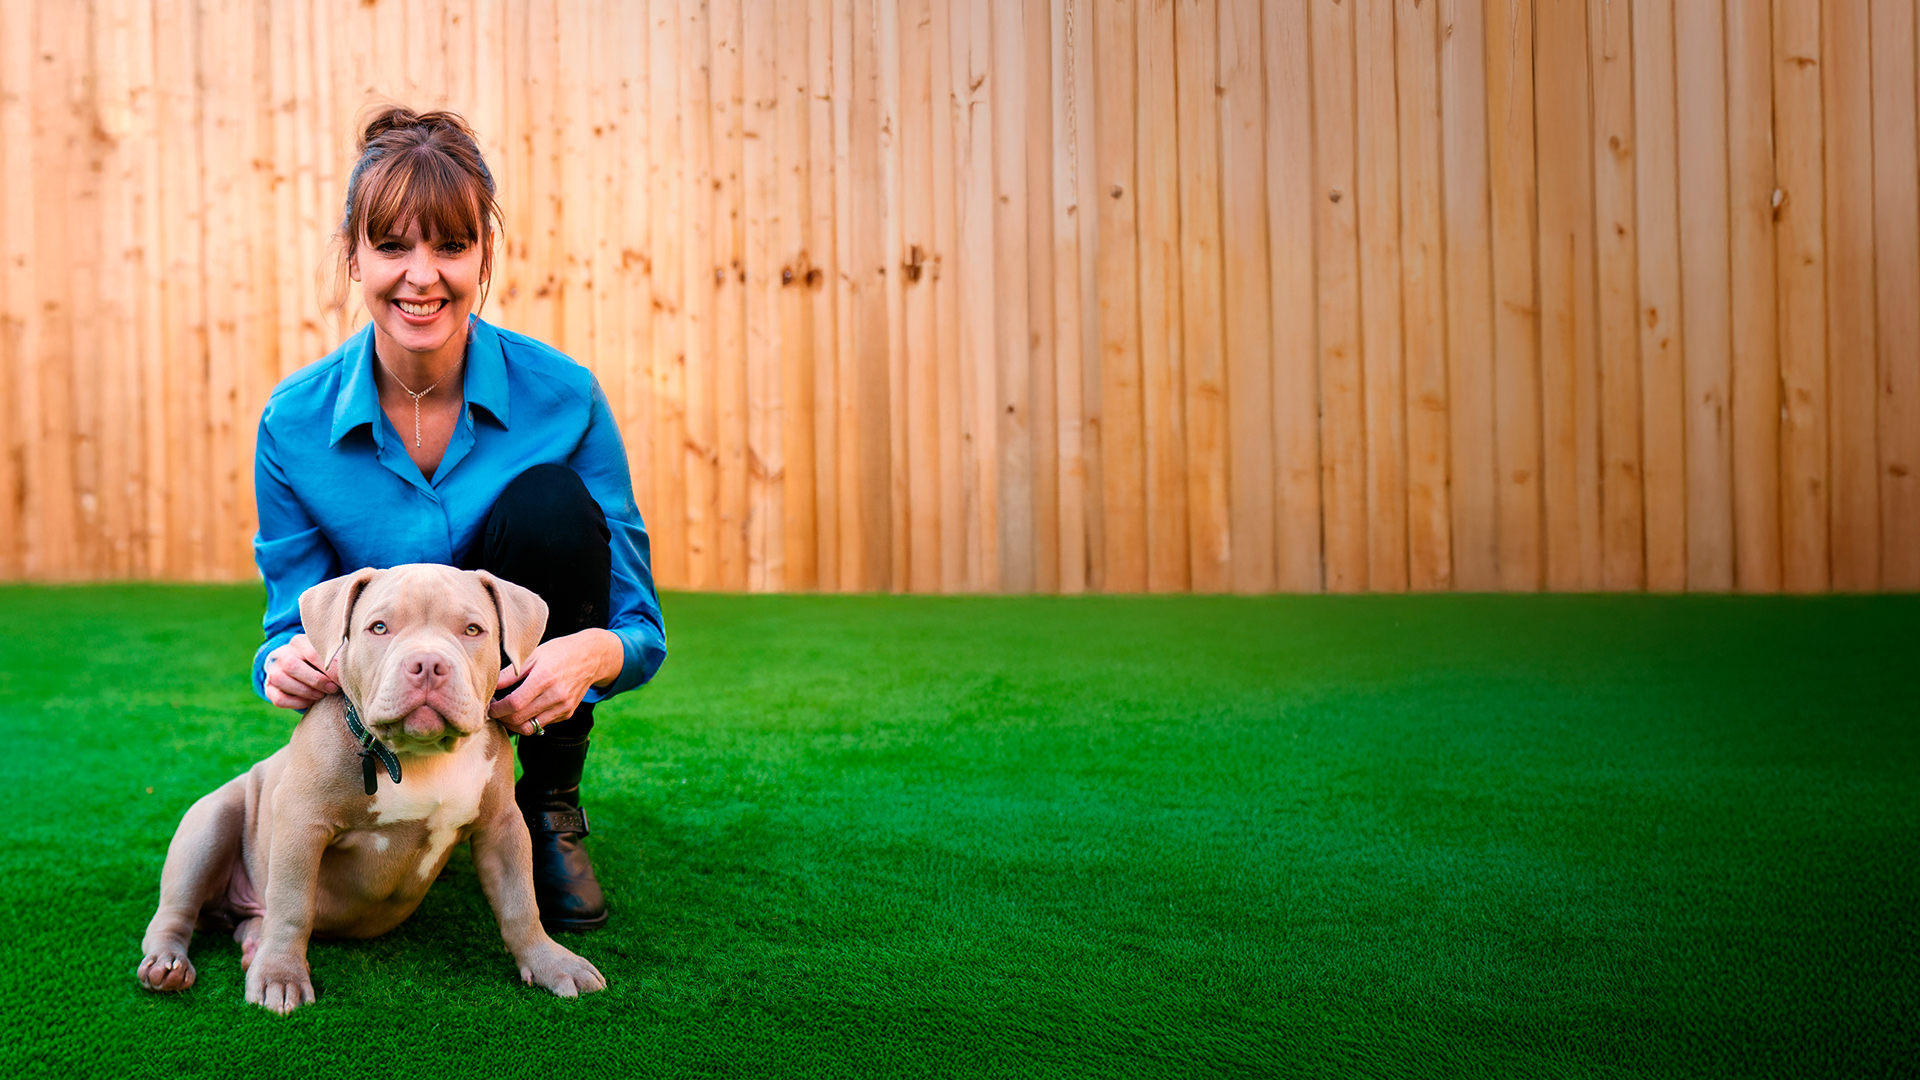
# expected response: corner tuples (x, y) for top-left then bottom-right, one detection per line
(246, 106), (667, 937)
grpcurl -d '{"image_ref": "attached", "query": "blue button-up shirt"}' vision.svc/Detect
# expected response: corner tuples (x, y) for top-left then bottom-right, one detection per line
(251, 317), (666, 702)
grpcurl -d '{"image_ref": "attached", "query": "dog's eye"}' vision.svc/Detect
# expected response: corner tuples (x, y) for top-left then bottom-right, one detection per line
(368, 621), (388, 635)
(465, 623), (484, 637)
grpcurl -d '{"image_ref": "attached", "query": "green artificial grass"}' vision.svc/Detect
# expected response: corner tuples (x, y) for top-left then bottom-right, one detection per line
(0, 587), (1914, 1078)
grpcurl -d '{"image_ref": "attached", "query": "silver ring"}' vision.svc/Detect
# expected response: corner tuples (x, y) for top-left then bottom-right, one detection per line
(530, 718), (545, 736)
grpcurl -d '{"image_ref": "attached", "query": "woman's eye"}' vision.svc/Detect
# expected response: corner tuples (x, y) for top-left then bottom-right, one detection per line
(441, 241), (469, 255)
(465, 623), (484, 637)
(377, 241), (406, 254)
(369, 621), (388, 635)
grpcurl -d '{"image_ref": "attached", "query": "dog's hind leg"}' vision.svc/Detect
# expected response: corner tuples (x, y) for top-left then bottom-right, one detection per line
(138, 778), (247, 992)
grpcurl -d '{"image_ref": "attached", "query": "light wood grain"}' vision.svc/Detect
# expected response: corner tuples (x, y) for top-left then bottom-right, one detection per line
(778, 0), (817, 589)
(1218, 0), (1273, 594)
(710, 0), (745, 590)
(993, 0), (1034, 592)
(1589, 0), (1644, 592)
(1439, 0), (1494, 592)
(1137, 0), (1187, 592)
(1026, 0), (1059, 593)
(1173, 0), (1228, 593)
(1397, 0), (1450, 592)
(1265, 0), (1322, 593)
(902, 0), (941, 592)
(1355, 0), (1406, 592)
(1675, 0), (1734, 590)
(1727, 0), (1781, 591)
(1632, 0), (1687, 591)
(1534, 0), (1599, 591)
(1093, 0), (1143, 592)
(1872, 0), (1920, 588)
(1824, 0), (1878, 589)
(808, 0), (841, 590)
(1485, 0), (1541, 591)
(1773, 0), (1829, 593)
(1311, 0), (1366, 592)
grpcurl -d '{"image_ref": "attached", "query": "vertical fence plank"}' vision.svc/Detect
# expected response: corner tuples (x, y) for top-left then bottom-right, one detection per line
(557, 0), (593, 360)
(159, 0), (206, 578)
(1873, 0), (1920, 588)
(709, 0), (744, 589)
(0, 0), (18, 577)
(1825, 0), (1878, 588)
(1535, 0), (1599, 590)
(1589, 0), (1644, 591)
(745, 0), (782, 590)
(1312, 0), (1365, 592)
(1219, 0), (1273, 594)
(833, 0), (860, 589)
(1397, 0), (1450, 591)
(1049, 0), (1087, 593)
(1067, 0), (1099, 593)
(954, 0), (996, 589)
(1137, 0), (1188, 591)
(1632, 0), (1686, 590)
(1774, 0), (1828, 593)
(879, 0), (907, 591)
(1174, 0), (1228, 592)
(677, 0), (713, 590)
(902, 0), (941, 592)
(1355, 0), (1406, 592)
(1093, 0), (1142, 591)
(1267, 0), (1320, 592)
(778, 0), (817, 589)
(1026, 0), (1059, 593)
(1440, 0), (1494, 591)
(808, 0), (840, 589)
(1486, 0), (1541, 590)
(928, 0), (961, 589)
(1675, 0), (1733, 590)
(646, 0), (685, 586)
(617, 0), (654, 550)
(993, 0), (1034, 591)
(1727, 0), (1781, 591)
(849, 0), (892, 589)
(34, 0), (81, 579)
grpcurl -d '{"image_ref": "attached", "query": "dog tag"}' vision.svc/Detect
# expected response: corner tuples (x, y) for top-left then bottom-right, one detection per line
(362, 751), (378, 795)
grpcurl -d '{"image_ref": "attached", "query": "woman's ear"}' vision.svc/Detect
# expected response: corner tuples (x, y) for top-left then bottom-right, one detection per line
(474, 570), (549, 672)
(300, 568), (381, 669)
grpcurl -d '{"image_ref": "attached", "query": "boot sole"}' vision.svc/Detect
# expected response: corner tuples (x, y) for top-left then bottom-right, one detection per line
(540, 911), (609, 933)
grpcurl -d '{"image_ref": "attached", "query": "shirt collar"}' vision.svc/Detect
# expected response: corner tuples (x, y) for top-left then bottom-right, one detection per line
(327, 317), (510, 447)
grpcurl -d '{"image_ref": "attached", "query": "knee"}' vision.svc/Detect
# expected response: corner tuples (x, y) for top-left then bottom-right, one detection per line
(485, 466), (609, 562)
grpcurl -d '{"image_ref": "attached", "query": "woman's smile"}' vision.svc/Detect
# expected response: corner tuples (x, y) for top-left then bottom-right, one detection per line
(393, 297), (450, 321)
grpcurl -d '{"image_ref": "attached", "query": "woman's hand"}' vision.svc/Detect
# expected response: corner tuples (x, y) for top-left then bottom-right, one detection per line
(488, 628), (624, 736)
(263, 633), (339, 711)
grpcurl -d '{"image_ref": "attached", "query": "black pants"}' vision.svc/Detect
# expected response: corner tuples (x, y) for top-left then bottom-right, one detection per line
(465, 464), (610, 743)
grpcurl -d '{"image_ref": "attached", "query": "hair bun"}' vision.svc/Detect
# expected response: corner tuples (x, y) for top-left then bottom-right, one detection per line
(359, 105), (426, 150)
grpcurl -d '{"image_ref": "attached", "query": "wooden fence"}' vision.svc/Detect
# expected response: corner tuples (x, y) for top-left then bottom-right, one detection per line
(0, 0), (1914, 592)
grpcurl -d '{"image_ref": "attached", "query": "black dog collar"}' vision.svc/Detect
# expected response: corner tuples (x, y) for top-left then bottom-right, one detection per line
(345, 699), (402, 795)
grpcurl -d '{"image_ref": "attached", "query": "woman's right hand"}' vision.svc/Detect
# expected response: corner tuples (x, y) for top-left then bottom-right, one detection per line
(264, 633), (340, 711)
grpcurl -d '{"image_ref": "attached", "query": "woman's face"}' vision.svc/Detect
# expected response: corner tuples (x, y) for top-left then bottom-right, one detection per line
(350, 217), (484, 362)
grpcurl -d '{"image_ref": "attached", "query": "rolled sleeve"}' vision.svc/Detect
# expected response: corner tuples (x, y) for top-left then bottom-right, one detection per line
(571, 379), (667, 701)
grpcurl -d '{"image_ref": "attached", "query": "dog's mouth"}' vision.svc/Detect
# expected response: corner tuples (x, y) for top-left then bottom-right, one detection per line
(371, 700), (480, 752)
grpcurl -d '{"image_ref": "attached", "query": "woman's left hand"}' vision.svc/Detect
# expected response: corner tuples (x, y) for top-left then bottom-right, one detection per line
(487, 628), (625, 736)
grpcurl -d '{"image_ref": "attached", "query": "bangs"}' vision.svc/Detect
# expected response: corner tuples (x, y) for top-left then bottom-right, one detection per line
(355, 146), (486, 245)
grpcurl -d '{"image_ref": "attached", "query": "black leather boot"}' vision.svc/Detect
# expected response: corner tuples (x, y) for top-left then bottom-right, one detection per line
(515, 719), (608, 932)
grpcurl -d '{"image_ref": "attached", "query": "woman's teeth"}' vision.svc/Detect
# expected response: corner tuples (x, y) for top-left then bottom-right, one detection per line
(397, 299), (445, 317)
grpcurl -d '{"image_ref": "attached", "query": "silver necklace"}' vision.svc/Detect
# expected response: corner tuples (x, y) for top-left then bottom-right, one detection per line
(378, 357), (458, 448)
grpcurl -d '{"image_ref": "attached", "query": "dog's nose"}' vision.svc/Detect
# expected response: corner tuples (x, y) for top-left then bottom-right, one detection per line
(403, 652), (451, 687)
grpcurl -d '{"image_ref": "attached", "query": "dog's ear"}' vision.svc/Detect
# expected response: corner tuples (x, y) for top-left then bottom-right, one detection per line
(299, 567), (382, 668)
(474, 570), (548, 671)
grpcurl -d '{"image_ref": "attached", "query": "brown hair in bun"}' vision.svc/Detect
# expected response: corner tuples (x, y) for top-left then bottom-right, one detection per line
(330, 104), (501, 324)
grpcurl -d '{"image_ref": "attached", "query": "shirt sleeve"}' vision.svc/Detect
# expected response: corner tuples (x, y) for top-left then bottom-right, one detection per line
(568, 377), (667, 701)
(251, 418), (343, 700)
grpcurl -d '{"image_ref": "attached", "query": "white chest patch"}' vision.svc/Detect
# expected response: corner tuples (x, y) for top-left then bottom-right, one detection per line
(367, 738), (494, 878)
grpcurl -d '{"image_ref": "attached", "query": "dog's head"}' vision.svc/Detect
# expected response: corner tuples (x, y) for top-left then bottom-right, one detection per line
(299, 564), (547, 754)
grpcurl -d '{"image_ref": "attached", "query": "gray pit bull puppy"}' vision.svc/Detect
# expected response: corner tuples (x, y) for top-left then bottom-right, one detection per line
(136, 563), (607, 1013)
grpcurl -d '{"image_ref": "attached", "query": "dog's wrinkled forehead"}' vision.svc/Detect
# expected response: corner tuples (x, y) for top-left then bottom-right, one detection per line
(354, 565), (491, 636)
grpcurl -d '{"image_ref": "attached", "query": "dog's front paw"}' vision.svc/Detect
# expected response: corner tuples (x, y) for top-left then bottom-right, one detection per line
(244, 951), (316, 1014)
(136, 942), (196, 992)
(517, 942), (607, 998)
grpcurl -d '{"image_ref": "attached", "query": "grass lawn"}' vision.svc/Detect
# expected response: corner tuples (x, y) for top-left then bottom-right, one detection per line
(0, 586), (1914, 1078)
